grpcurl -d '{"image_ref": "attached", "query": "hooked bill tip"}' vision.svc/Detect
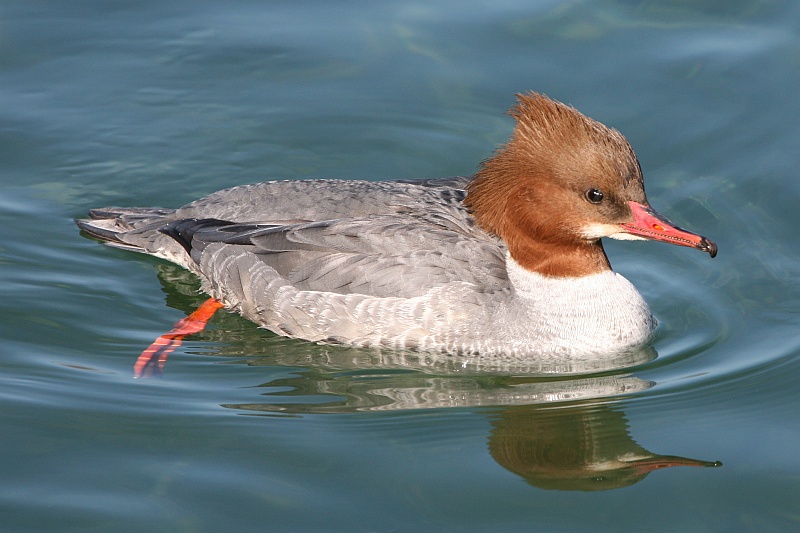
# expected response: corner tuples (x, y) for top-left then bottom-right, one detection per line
(702, 238), (718, 258)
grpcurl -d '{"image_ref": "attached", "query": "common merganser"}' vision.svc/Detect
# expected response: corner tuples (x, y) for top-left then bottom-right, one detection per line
(76, 93), (716, 368)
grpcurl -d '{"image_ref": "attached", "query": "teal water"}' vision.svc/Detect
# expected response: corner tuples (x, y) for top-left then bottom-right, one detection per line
(2, 1), (800, 531)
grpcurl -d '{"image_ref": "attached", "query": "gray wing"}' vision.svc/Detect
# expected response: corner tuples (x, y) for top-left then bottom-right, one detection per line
(166, 213), (510, 300)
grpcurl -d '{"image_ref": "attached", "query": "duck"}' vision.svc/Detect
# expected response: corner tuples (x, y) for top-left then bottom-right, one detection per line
(76, 92), (716, 369)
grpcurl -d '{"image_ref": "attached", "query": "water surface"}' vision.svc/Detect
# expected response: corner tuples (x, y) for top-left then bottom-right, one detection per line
(2, 1), (799, 531)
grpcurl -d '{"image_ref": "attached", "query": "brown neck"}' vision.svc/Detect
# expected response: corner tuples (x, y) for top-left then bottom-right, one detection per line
(505, 236), (612, 277)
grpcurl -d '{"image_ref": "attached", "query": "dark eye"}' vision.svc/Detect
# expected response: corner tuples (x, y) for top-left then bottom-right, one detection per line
(585, 188), (604, 204)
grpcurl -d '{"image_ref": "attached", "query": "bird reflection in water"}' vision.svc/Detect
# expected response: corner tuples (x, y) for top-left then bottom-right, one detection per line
(221, 368), (720, 491)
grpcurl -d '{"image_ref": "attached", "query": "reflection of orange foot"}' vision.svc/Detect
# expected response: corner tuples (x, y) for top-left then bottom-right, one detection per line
(134, 298), (224, 378)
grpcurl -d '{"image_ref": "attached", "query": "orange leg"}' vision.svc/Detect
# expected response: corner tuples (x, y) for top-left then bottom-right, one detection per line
(134, 298), (224, 378)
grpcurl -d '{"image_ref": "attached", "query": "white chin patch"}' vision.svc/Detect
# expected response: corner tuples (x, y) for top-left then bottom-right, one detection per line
(581, 224), (649, 241)
(580, 223), (616, 239)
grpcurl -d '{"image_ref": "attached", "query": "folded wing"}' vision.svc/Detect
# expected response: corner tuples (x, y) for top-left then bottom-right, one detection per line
(164, 213), (510, 300)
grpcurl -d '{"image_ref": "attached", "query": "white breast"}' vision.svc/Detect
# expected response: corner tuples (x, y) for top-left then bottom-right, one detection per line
(499, 254), (657, 356)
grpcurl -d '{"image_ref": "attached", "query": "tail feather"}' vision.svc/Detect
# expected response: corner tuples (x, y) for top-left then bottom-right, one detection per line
(75, 206), (200, 269)
(75, 216), (133, 246)
(75, 206), (176, 250)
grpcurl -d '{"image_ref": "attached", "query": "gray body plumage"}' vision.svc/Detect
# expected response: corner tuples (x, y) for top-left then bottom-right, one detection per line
(77, 177), (655, 361)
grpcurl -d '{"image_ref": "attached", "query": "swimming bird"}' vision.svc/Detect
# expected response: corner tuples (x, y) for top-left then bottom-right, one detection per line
(76, 93), (716, 371)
